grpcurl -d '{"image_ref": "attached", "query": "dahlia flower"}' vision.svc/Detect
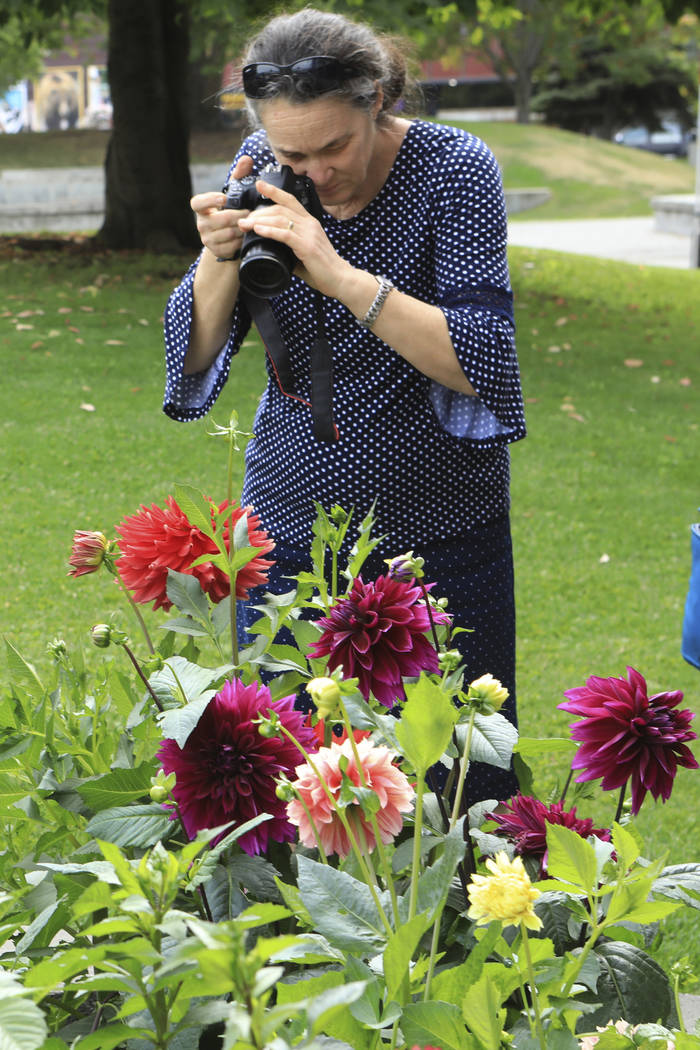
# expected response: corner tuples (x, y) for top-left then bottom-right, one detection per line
(558, 667), (698, 814)
(157, 677), (317, 855)
(116, 496), (274, 611)
(489, 795), (611, 875)
(309, 574), (449, 708)
(467, 851), (542, 930)
(286, 736), (414, 858)
(68, 530), (111, 576)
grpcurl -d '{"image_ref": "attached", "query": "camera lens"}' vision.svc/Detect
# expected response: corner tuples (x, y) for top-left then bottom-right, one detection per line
(239, 243), (293, 298)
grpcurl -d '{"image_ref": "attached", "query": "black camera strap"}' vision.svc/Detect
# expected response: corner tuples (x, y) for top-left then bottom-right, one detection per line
(243, 290), (339, 443)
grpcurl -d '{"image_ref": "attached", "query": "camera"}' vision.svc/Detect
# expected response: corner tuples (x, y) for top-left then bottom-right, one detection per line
(223, 163), (324, 298)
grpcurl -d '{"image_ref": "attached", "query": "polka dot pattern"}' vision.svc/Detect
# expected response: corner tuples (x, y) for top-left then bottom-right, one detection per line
(163, 119), (526, 553)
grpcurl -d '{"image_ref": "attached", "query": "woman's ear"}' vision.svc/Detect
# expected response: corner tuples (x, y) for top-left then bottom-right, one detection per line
(372, 83), (384, 119)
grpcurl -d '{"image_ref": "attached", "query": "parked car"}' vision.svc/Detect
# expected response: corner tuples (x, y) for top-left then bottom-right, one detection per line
(613, 120), (694, 158)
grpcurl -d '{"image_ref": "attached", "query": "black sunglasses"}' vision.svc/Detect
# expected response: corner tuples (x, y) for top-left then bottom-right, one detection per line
(242, 56), (357, 99)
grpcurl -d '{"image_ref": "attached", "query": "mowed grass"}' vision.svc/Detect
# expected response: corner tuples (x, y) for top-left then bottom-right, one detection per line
(1, 121), (699, 978)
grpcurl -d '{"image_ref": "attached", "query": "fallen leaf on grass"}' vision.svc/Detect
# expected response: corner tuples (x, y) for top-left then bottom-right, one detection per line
(680, 377), (692, 387)
(599, 553), (610, 564)
(80, 403), (96, 412)
(624, 358), (644, 368)
(104, 339), (124, 346)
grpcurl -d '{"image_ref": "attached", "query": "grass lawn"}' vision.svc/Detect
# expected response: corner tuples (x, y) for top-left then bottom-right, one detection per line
(1, 122), (699, 979)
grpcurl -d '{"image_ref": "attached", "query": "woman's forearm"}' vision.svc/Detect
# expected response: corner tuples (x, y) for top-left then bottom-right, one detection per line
(184, 249), (243, 375)
(337, 267), (476, 395)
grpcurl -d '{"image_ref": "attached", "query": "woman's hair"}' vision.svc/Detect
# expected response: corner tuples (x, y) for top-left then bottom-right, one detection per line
(239, 7), (417, 128)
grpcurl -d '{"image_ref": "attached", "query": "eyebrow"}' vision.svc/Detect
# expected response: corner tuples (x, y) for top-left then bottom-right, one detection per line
(274, 131), (352, 157)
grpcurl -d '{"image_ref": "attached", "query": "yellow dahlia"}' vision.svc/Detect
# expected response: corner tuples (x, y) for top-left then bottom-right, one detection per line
(467, 851), (542, 930)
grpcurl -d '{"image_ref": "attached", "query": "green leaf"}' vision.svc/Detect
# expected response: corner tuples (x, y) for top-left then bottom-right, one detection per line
(307, 981), (369, 1035)
(396, 674), (458, 775)
(545, 822), (598, 893)
(150, 655), (224, 709)
(0, 988), (47, 1050)
(611, 821), (641, 871)
(652, 863), (700, 909)
(157, 696), (211, 748)
(0, 772), (30, 807)
(85, 804), (173, 848)
(173, 483), (219, 544)
(76, 763), (155, 812)
(165, 569), (210, 621)
(588, 941), (673, 1029)
(462, 972), (507, 1050)
(383, 913), (431, 1001)
(401, 1000), (477, 1050)
(468, 711), (518, 770)
(73, 1023), (153, 1050)
(515, 736), (577, 757)
(296, 854), (390, 954)
(412, 820), (468, 919)
(3, 638), (44, 695)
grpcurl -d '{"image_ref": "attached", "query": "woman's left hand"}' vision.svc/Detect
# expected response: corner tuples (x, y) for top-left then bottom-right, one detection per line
(236, 177), (355, 300)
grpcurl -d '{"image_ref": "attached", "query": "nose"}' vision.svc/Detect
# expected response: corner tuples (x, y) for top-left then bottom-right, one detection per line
(303, 158), (334, 189)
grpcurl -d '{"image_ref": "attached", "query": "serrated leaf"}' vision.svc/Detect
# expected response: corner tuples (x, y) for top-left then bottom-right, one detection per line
(468, 711), (518, 769)
(462, 972), (506, 1050)
(3, 638), (44, 694)
(546, 822), (598, 893)
(73, 1023), (153, 1050)
(0, 989), (47, 1050)
(150, 655), (223, 707)
(652, 863), (700, 909)
(401, 1000), (476, 1050)
(85, 804), (173, 847)
(165, 569), (210, 621)
(296, 854), (390, 955)
(157, 696), (211, 748)
(396, 674), (457, 774)
(589, 941), (672, 1028)
(76, 764), (155, 812)
(173, 484), (218, 542)
(0, 772), (30, 807)
(383, 913), (431, 1001)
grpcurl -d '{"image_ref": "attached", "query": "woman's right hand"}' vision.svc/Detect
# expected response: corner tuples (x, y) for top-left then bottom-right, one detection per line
(190, 154), (254, 261)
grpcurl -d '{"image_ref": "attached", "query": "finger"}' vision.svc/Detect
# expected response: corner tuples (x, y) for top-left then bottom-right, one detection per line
(254, 178), (303, 213)
(232, 154), (254, 179)
(191, 191), (227, 214)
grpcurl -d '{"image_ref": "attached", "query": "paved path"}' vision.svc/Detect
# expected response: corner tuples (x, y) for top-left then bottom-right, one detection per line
(508, 215), (695, 270)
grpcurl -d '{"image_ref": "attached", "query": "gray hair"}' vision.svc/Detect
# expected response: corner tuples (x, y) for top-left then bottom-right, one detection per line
(240, 7), (413, 128)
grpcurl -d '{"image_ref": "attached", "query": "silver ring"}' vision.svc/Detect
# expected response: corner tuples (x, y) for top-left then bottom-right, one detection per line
(287, 219), (295, 231)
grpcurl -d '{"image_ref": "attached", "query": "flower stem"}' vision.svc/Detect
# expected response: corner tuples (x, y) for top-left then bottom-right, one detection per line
(418, 579), (440, 654)
(559, 767), (574, 806)
(520, 921), (547, 1050)
(409, 775), (425, 921)
(450, 708), (476, 831)
(114, 572), (155, 654)
(121, 642), (164, 712)
(614, 782), (627, 823)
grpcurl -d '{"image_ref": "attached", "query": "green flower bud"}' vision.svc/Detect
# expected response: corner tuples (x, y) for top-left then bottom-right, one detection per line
(149, 769), (176, 803)
(256, 711), (281, 738)
(47, 637), (68, 659)
(275, 776), (297, 803)
(439, 648), (463, 673)
(307, 676), (342, 720)
(91, 623), (112, 648)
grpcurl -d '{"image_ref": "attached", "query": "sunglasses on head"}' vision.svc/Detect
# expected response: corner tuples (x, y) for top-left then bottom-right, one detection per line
(242, 56), (357, 99)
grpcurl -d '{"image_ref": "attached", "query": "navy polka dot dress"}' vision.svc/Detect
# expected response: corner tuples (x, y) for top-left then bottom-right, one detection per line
(163, 120), (527, 804)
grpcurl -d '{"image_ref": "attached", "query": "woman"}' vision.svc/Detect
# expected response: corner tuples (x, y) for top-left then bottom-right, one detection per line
(163, 8), (526, 802)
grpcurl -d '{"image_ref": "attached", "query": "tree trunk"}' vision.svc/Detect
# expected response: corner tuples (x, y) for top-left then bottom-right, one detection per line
(97, 0), (199, 252)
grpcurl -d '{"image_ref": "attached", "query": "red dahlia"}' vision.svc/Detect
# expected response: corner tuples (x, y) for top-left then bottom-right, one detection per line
(558, 666), (698, 814)
(115, 496), (274, 611)
(489, 794), (611, 875)
(68, 530), (110, 577)
(309, 574), (448, 708)
(158, 677), (317, 855)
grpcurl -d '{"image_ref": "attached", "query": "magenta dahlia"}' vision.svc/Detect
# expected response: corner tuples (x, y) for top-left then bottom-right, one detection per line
(308, 574), (449, 708)
(558, 666), (698, 814)
(489, 795), (611, 874)
(115, 496), (274, 611)
(157, 677), (317, 855)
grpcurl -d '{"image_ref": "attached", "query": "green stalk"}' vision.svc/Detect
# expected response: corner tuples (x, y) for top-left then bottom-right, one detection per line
(113, 570), (155, 653)
(408, 775), (425, 921)
(450, 707), (476, 830)
(614, 782), (627, 824)
(520, 921), (547, 1050)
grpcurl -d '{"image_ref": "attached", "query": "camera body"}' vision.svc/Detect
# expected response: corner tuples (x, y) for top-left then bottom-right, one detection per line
(223, 163), (323, 298)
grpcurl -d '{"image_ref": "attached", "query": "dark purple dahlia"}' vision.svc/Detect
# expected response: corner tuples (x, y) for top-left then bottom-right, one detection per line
(558, 666), (698, 814)
(158, 677), (317, 854)
(309, 574), (449, 708)
(489, 794), (611, 874)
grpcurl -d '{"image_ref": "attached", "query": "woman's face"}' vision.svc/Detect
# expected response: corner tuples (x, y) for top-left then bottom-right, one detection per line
(259, 95), (383, 210)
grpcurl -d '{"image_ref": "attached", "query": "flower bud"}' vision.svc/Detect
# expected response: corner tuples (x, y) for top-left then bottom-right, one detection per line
(149, 769), (176, 803)
(91, 624), (112, 649)
(468, 673), (509, 712)
(307, 676), (342, 720)
(47, 637), (68, 659)
(68, 530), (110, 577)
(439, 648), (463, 673)
(256, 711), (281, 738)
(275, 776), (297, 803)
(384, 550), (425, 582)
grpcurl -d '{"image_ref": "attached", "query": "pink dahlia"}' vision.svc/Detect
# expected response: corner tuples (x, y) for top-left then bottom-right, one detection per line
(308, 574), (448, 707)
(68, 530), (111, 577)
(157, 677), (317, 855)
(115, 496), (274, 611)
(286, 736), (414, 858)
(489, 795), (611, 875)
(558, 666), (698, 814)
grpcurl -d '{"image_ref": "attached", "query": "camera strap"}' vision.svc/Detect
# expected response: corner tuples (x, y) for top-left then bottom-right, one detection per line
(243, 290), (339, 443)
